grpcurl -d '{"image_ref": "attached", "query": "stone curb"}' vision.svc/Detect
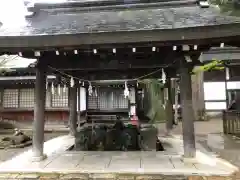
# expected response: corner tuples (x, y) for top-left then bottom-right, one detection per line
(0, 173), (237, 180)
(0, 128), (69, 133)
(23, 128), (69, 133)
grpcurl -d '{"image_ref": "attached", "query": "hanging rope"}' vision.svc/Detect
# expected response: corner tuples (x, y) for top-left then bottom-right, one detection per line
(47, 58), (177, 85)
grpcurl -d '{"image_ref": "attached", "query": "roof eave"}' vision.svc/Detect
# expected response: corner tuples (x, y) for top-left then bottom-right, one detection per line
(0, 23), (240, 52)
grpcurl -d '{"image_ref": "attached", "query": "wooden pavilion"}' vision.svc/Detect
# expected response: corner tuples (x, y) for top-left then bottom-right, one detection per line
(0, 0), (240, 161)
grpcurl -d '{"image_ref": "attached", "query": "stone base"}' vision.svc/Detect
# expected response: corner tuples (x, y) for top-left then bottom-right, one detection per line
(140, 125), (158, 151)
(182, 156), (198, 164)
(164, 132), (174, 138)
(31, 154), (47, 162)
(69, 132), (73, 136)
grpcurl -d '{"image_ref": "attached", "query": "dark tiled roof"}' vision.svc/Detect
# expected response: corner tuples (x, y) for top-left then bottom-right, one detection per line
(0, 2), (240, 37)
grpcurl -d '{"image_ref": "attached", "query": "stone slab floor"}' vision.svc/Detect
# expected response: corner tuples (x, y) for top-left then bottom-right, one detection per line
(0, 119), (239, 179)
(0, 134), (238, 180)
(0, 132), (67, 163)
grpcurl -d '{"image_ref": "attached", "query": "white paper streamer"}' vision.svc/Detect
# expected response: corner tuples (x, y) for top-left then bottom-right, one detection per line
(51, 82), (54, 95)
(162, 68), (166, 84)
(70, 77), (74, 87)
(63, 84), (66, 93)
(88, 82), (93, 96)
(57, 84), (61, 96)
(124, 81), (129, 98)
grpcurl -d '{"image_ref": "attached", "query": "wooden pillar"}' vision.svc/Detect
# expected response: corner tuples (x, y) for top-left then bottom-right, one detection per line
(69, 80), (77, 136)
(191, 69), (205, 121)
(165, 78), (174, 135)
(179, 56), (196, 158)
(77, 86), (81, 128)
(173, 79), (179, 125)
(32, 61), (46, 162)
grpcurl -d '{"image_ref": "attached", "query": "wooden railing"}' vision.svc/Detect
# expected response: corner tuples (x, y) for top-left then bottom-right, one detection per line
(222, 110), (240, 135)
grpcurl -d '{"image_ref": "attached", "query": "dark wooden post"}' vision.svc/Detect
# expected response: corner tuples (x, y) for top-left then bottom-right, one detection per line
(222, 110), (227, 134)
(165, 78), (174, 135)
(69, 79), (77, 136)
(32, 61), (46, 162)
(179, 56), (196, 158)
(77, 86), (81, 128)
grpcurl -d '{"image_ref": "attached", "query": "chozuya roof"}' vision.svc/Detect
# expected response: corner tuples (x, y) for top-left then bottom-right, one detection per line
(0, 55), (36, 69)
(0, 0), (240, 49)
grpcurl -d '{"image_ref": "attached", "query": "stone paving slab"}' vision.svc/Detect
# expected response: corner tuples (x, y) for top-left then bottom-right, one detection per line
(0, 151), (235, 176)
(0, 135), (238, 179)
(46, 153), (83, 169)
(0, 173), (238, 180)
(141, 155), (174, 171)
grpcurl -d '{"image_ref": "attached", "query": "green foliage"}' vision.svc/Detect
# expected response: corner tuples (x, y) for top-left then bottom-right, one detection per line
(138, 60), (225, 123)
(138, 79), (166, 123)
(210, 0), (240, 16)
(192, 59), (225, 74)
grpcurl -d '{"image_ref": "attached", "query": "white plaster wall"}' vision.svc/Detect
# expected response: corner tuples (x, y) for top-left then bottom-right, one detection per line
(203, 81), (240, 110)
(77, 87), (86, 111)
(203, 82), (226, 110)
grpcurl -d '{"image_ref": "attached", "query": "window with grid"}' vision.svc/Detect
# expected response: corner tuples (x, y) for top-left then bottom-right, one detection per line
(117, 90), (128, 108)
(3, 89), (19, 108)
(112, 90), (120, 108)
(19, 88), (34, 108)
(87, 88), (129, 109)
(88, 88), (99, 109)
(51, 88), (68, 107)
(99, 89), (108, 109)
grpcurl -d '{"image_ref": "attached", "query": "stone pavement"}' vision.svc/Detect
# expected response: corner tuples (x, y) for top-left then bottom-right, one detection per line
(159, 119), (240, 169)
(156, 119), (223, 136)
(0, 132), (67, 163)
(0, 119), (240, 179)
(198, 133), (240, 168)
(0, 173), (238, 180)
(0, 134), (238, 180)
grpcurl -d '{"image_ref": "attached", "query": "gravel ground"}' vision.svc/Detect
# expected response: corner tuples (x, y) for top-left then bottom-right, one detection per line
(0, 132), (67, 163)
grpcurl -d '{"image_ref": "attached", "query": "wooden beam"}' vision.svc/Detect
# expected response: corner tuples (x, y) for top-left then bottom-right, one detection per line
(70, 68), (173, 80)
(45, 48), (176, 70)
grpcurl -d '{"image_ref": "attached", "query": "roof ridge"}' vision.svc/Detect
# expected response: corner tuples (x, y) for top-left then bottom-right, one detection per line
(27, 0), (199, 15)
(34, 0), (197, 8)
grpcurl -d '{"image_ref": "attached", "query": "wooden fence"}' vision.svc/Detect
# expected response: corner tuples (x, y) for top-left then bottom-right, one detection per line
(222, 110), (240, 135)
